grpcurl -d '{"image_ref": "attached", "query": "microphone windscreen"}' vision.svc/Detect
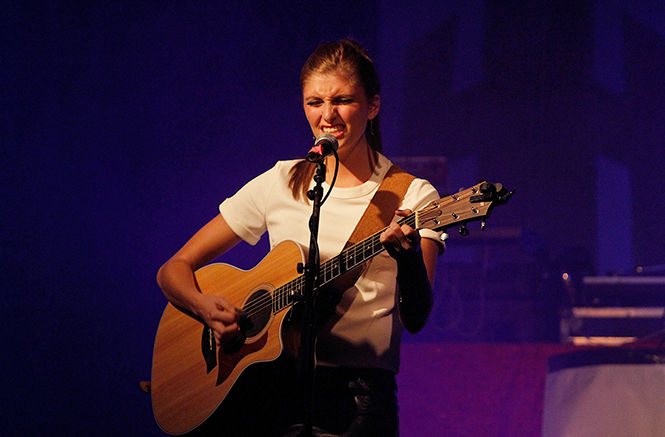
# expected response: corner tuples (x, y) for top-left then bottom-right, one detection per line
(314, 133), (338, 152)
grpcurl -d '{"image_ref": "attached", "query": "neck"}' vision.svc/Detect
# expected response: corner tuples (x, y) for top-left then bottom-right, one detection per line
(326, 142), (376, 187)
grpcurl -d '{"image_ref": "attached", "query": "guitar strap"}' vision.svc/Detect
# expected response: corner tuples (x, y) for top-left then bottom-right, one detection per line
(345, 164), (415, 245)
(284, 164), (416, 354)
(306, 163), (416, 325)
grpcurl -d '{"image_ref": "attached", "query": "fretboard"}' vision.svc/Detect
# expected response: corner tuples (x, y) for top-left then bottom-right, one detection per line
(270, 213), (416, 314)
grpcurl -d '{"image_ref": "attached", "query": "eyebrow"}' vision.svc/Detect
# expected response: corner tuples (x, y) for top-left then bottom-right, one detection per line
(304, 93), (356, 100)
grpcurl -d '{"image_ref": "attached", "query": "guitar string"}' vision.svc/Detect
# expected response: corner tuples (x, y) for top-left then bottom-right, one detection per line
(240, 216), (409, 318)
(238, 193), (471, 319)
(238, 213), (419, 320)
(239, 227), (389, 319)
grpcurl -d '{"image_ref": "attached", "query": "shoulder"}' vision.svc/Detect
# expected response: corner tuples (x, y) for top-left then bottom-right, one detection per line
(274, 158), (303, 169)
(400, 178), (439, 215)
(407, 177), (438, 196)
(246, 159), (303, 185)
(268, 159), (303, 177)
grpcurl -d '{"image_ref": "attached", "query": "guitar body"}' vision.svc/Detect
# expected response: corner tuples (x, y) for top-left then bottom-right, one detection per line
(151, 240), (305, 435)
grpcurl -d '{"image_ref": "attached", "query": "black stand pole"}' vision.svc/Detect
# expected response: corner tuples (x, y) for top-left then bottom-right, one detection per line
(297, 159), (326, 437)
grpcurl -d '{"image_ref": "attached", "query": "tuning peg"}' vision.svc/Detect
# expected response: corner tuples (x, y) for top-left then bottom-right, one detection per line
(459, 224), (469, 237)
(481, 219), (487, 230)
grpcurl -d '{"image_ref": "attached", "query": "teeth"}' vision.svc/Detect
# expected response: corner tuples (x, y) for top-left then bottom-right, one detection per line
(322, 126), (342, 133)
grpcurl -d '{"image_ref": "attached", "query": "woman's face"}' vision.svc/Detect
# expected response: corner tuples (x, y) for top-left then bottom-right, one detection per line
(302, 70), (379, 160)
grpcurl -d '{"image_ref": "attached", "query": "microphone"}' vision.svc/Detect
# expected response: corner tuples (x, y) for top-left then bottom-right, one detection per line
(306, 133), (338, 162)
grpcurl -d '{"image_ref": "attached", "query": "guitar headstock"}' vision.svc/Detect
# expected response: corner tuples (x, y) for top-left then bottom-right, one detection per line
(416, 181), (513, 234)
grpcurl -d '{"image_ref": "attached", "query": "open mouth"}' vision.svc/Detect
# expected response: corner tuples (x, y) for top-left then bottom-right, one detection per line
(321, 126), (344, 137)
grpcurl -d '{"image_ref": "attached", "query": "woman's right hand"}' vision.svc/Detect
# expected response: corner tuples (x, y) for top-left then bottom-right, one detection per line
(196, 293), (243, 346)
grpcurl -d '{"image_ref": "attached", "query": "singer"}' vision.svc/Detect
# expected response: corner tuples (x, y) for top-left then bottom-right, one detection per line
(156, 39), (444, 436)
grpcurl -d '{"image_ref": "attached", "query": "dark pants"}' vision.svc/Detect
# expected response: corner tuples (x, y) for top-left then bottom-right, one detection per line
(287, 365), (399, 437)
(190, 357), (398, 437)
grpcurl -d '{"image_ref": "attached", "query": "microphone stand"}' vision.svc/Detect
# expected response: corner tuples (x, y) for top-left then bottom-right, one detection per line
(297, 158), (326, 437)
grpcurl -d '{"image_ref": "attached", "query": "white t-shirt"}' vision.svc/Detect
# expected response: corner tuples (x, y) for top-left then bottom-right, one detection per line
(219, 153), (442, 372)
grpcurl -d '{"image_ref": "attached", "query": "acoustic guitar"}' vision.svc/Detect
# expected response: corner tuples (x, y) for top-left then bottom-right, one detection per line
(151, 181), (512, 434)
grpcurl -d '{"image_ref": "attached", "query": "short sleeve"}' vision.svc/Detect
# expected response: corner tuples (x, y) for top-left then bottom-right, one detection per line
(400, 178), (446, 251)
(218, 163), (280, 245)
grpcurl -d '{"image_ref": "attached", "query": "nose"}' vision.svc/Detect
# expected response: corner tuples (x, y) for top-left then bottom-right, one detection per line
(322, 101), (337, 121)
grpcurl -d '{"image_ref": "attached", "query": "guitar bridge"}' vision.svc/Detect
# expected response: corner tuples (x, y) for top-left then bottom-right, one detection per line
(201, 325), (217, 373)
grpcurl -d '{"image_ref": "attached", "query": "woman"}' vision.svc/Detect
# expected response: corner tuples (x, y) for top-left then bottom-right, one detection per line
(157, 39), (444, 436)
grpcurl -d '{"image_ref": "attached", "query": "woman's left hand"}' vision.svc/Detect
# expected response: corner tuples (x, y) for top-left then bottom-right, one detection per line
(379, 209), (421, 260)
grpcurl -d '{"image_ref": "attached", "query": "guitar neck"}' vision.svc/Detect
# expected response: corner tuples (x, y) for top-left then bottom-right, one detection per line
(271, 180), (513, 314)
(320, 214), (416, 286)
(271, 213), (416, 314)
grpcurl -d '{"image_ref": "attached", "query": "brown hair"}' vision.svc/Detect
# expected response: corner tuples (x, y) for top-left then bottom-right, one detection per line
(289, 39), (382, 201)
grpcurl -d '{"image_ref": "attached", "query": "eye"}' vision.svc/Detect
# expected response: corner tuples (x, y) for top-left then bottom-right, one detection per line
(334, 97), (353, 105)
(306, 99), (323, 107)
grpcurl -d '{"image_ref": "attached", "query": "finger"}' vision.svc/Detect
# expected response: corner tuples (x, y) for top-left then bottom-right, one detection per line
(211, 298), (242, 320)
(385, 210), (416, 247)
(220, 321), (240, 337)
(213, 296), (238, 312)
(221, 323), (243, 348)
(401, 225), (421, 247)
(210, 311), (240, 326)
(396, 231), (411, 250)
(380, 222), (400, 243)
(212, 321), (240, 344)
(391, 224), (417, 249)
(214, 330), (222, 345)
(381, 229), (409, 255)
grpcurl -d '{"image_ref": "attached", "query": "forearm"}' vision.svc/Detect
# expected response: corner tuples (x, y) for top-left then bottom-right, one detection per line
(156, 214), (242, 318)
(396, 248), (434, 333)
(156, 257), (206, 319)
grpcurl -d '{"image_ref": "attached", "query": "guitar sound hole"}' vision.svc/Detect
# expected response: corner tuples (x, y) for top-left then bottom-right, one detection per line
(242, 289), (271, 338)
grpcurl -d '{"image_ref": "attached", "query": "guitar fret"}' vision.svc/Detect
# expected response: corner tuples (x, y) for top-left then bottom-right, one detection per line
(363, 240), (371, 258)
(331, 257), (340, 277)
(273, 212), (421, 302)
(322, 260), (331, 283)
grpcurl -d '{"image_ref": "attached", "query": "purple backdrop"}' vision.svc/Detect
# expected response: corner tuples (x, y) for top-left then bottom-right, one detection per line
(4, 1), (664, 435)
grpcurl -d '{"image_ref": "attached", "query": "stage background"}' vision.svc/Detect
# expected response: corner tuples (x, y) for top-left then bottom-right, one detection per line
(4, 1), (664, 435)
